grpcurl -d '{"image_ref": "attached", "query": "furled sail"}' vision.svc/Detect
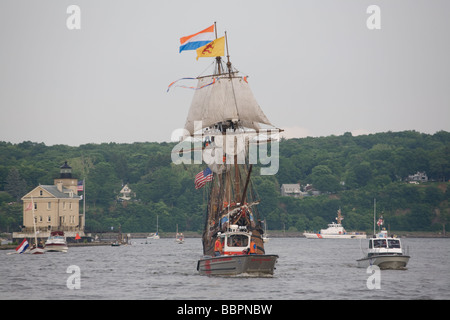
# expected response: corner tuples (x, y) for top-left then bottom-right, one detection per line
(184, 75), (273, 135)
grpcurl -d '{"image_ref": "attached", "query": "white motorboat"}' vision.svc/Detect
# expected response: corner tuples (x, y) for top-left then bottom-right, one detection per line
(44, 231), (68, 252)
(356, 229), (410, 269)
(303, 209), (366, 239)
(356, 199), (410, 270)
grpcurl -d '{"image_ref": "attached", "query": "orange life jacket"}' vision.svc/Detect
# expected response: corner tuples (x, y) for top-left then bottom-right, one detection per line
(215, 239), (223, 252)
(249, 241), (256, 254)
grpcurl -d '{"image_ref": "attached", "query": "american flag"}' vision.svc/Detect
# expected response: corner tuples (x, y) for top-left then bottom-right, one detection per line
(195, 167), (213, 189)
(377, 216), (384, 226)
(77, 180), (84, 192)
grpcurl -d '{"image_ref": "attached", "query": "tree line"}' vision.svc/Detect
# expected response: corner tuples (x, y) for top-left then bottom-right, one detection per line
(0, 130), (449, 234)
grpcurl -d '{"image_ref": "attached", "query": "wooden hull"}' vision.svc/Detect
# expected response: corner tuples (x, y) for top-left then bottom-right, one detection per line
(197, 254), (278, 276)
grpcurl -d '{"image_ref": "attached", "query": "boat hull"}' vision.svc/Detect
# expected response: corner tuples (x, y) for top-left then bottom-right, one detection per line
(197, 254), (278, 276)
(44, 244), (68, 252)
(304, 232), (366, 239)
(357, 255), (410, 270)
(29, 247), (45, 254)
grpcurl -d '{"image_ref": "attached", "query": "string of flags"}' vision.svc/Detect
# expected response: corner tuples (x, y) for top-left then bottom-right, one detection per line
(167, 77), (215, 92)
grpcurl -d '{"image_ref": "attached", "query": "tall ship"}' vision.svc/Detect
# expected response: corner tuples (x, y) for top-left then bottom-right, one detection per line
(173, 24), (278, 276)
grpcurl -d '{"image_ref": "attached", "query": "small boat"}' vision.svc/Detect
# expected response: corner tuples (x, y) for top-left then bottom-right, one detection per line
(356, 228), (410, 269)
(147, 216), (160, 240)
(175, 224), (184, 244)
(111, 241), (121, 247)
(356, 199), (410, 270)
(29, 196), (45, 255)
(29, 244), (45, 255)
(303, 209), (366, 239)
(175, 233), (184, 244)
(44, 231), (68, 252)
(197, 225), (278, 276)
(147, 232), (160, 240)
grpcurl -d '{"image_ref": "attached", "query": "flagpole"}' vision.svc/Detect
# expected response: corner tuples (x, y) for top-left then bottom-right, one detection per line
(373, 198), (376, 236)
(83, 178), (86, 233)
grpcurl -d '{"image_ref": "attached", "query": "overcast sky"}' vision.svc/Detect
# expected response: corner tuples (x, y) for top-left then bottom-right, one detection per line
(1, 0), (449, 146)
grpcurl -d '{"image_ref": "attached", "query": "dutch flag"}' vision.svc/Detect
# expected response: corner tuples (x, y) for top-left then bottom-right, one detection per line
(179, 24), (215, 53)
(15, 238), (29, 254)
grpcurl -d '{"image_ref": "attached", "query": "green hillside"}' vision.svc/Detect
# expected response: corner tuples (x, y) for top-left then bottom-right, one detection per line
(1, 130), (449, 234)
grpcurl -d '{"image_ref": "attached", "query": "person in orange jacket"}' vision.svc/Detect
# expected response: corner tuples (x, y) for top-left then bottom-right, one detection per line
(249, 240), (256, 255)
(214, 237), (223, 256)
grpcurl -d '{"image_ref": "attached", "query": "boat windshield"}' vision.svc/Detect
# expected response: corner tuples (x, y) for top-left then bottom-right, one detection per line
(227, 234), (249, 248)
(373, 239), (387, 248)
(388, 239), (401, 248)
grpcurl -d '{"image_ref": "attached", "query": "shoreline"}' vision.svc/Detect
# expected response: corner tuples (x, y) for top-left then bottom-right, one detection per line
(2, 231), (449, 250)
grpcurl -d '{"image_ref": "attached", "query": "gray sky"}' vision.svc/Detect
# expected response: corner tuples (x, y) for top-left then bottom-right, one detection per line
(1, 0), (449, 146)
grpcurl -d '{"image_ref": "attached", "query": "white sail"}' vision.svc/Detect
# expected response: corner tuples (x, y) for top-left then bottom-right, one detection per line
(184, 75), (273, 135)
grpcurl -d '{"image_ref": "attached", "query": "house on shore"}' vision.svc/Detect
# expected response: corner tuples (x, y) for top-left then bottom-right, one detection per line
(13, 162), (86, 242)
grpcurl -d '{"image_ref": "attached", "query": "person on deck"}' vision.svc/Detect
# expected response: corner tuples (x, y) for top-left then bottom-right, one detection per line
(214, 238), (223, 256)
(249, 240), (256, 255)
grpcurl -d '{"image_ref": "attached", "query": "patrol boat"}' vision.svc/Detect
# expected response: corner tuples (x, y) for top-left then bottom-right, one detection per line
(356, 199), (410, 269)
(172, 24), (279, 276)
(356, 228), (410, 269)
(303, 209), (366, 239)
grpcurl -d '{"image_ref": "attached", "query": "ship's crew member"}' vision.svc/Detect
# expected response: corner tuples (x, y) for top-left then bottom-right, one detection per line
(249, 240), (256, 255)
(214, 238), (223, 256)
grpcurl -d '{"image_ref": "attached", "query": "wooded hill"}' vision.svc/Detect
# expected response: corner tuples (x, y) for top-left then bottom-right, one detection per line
(0, 130), (449, 234)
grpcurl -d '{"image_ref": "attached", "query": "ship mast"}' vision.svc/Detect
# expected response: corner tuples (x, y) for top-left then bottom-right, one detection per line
(214, 22), (223, 75)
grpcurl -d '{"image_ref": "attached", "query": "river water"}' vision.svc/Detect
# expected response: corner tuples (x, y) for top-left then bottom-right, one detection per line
(1, 237), (449, 300)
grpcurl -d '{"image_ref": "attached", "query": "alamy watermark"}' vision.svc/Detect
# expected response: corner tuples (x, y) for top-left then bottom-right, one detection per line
(66, 265), (81, 290)
(366, 265), (381, 290)
(66, 5), (81, 30)
(171, 122), (280, 175)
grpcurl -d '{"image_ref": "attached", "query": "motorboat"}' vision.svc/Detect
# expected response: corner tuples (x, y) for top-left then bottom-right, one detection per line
(304, 209), (366, 239)
(44, 231), (68, 252)
(357, 228), (410, 270)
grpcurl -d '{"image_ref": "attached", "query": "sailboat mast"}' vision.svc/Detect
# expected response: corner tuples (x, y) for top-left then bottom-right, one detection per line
(31, 196), (38, 246)
(214, 22), (222, 75)
(234, 154), (240, 204)
(225, 31), (232, 75)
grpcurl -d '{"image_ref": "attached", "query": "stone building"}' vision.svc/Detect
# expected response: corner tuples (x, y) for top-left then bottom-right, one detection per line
(14, 162), (85, 240)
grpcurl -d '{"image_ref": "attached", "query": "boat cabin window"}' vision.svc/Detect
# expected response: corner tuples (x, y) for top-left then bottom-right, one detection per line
(227, 234), (249, 248)
(388, 239), (400, 248)
(373, 239), (387, 248)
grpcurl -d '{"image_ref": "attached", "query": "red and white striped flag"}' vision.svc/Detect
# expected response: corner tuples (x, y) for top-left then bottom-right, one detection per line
(195, 167), (213, 189)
